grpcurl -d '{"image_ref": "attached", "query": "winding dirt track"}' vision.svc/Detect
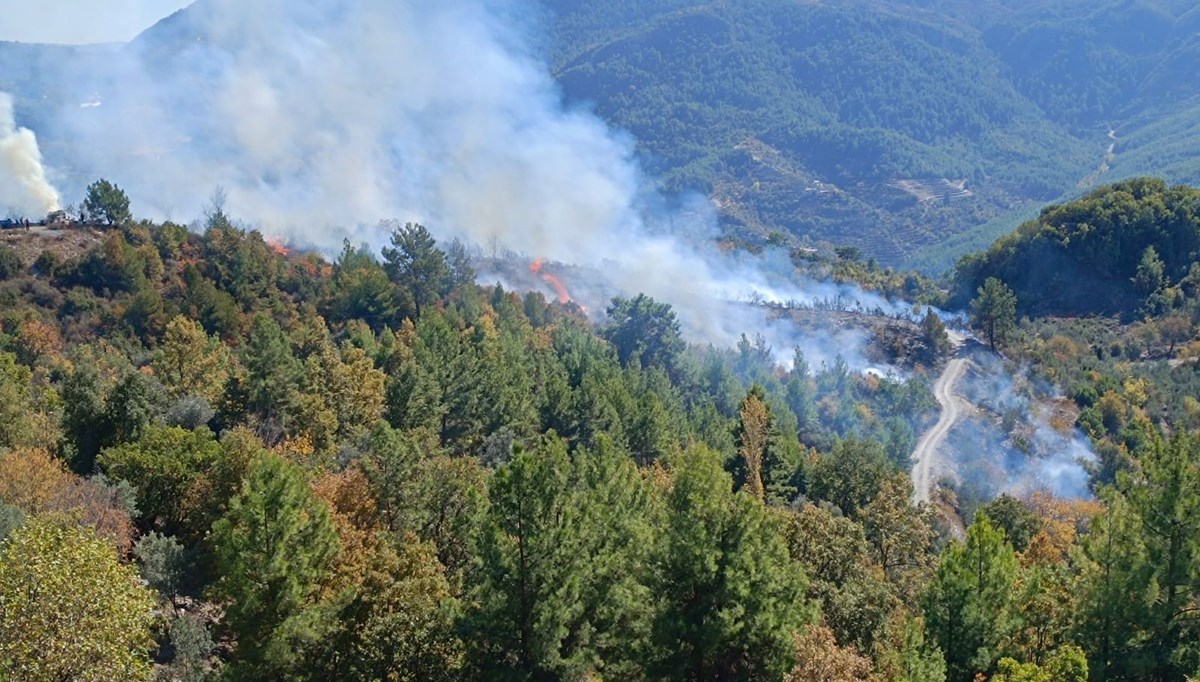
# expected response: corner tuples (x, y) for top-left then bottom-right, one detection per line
(911, 356), (968, 504)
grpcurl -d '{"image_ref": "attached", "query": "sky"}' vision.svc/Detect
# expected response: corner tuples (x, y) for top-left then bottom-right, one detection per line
(0, 0), (192, 44)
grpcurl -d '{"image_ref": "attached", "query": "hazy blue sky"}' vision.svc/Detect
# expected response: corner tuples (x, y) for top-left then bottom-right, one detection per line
(0, 0), (192, 44)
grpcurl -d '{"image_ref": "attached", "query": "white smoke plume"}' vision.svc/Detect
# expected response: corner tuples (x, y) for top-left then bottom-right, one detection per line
(954, 351), (1096, 500)
(33, 0), (911, 369)
(0, 92), (60, 217)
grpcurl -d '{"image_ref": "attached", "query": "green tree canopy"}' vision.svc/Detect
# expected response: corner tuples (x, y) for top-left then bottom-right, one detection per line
(83, 178), (132, 225)
(923, 514), (1020, 681)
(602, 293), (686, 380)
(651, 445), (814, 680)
(381, 222), (450, 318)
(971, 277), (1017, 351)
(209, 453), (339, 675)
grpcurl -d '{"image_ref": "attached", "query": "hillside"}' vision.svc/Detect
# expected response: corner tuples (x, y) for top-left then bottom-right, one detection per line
(0, 195), (1197, 679)
(953, 178), (1200, 317)
(542, 0), (1200, 268)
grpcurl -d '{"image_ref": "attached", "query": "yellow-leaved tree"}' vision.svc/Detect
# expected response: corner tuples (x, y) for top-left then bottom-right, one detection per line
(0, 517), (156, 681)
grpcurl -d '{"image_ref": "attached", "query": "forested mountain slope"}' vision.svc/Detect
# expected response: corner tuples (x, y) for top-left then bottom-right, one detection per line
(954, 178), (1200, 317)
(0, 189), (1198, 678)
(541, 0), (1200, 267)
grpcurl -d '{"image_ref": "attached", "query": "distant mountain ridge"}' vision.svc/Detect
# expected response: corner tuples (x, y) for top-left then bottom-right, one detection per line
(543, 0), (1200, 268)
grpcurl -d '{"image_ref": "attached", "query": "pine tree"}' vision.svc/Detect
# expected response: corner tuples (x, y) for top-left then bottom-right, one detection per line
(381, 222), (450, 318)
(923, 515), (1020, 680)
(209, 454), (339, 674)
(243, 314), (300, 432)
(650, 445), (813, 680)
(971, 277), (1017, 351)
(466, 437), (655, 679)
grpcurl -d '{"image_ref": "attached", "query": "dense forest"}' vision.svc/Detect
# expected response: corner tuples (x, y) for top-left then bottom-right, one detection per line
(955, 178), (1200, 317)
(1, 179), (1199, 681)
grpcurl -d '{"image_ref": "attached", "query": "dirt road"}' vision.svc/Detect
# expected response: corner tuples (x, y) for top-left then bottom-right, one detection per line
(911, 335), (968, 504)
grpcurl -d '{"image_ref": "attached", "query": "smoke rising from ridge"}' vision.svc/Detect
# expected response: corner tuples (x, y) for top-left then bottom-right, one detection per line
(41, 0), (911, 364)
(0, 92), (60, 217)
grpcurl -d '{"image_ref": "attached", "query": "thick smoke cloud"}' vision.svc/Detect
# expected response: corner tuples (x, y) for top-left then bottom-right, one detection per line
(0, 92), (60, 217)
(45, 0), (906, 366)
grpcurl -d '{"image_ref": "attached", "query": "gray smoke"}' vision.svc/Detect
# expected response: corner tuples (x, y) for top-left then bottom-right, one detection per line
(9, 0), (1100, 502)
(0, 92), (60, 217)
(953, 352), (1096, 500)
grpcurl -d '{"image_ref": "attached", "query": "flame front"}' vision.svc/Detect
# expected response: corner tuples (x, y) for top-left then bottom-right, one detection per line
(530, 259), (584, 312)
(266, 236), (291, 257)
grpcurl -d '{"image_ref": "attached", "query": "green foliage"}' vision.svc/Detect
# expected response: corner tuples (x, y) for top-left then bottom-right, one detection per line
(992, 646), (1087, 682)
(83, 178), (132, 225)
(0, 517), (156, 681)
(602, 293), (686, 380)
(0, 243), (21, 280)
(786, 504), (896, 654)
(242, 314), (300, 430)
(154, 315), (232, 405)
(0, 205), (1174, 679)
(99, 426), (223, 540)
(808, 437), (893, 517)
(466, 438), (656, 679)
(971, 277), (1017, 350)
(168, 612), (217, 682)
(328, 240), (399, 330)
(923, 515), (1020, 681)
(956, 179), (1200, 316)
(381, 222), (449, 318)
(1073, 432), (1200, 680)
(334, 537), (464, 682)
(651, 445), (814, 680)
(133, 531), (188, 601)
(1132, 245), (1166, 295)
(0, 350), (48, 451)
(885, 617), (947, 682)
(209, 454), (339, 674)
(920, 308), (952, 363)
(977, 494), (1042, 553)
(59, 365), (109, 472)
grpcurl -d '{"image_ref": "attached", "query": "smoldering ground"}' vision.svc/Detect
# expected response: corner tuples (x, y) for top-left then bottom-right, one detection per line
(949, 350), (1096, 503)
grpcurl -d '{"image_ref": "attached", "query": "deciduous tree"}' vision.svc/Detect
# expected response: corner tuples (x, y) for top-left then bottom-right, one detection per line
(0, 518), (156, 681)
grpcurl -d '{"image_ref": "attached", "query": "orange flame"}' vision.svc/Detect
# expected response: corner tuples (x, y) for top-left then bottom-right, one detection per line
(529, 259), (586, 313)
(266, 236), (291, 257)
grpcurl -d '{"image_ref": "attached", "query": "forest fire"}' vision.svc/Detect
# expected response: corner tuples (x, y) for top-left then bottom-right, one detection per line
(529, 259), (584, 311)
(266, 236), (291, 257)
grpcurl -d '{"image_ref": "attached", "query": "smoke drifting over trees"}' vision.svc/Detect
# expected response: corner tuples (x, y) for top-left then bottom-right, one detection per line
(26, 0), (921, 361)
